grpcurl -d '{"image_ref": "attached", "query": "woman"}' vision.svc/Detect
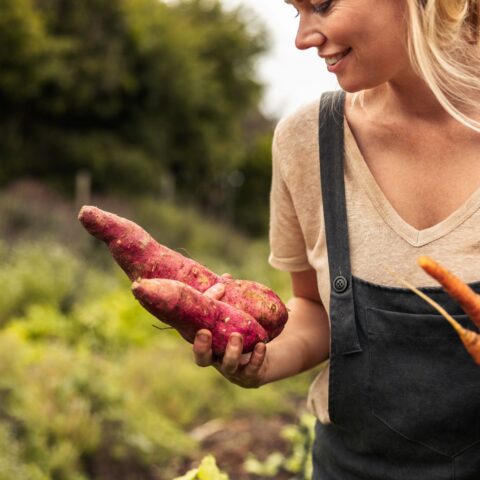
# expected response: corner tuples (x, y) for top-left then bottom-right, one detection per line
(193, 1), (480, 478)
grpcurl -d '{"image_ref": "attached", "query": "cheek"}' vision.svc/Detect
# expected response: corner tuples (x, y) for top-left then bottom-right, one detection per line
(357, 24), (408, 68)
(338, 44), (406, 92)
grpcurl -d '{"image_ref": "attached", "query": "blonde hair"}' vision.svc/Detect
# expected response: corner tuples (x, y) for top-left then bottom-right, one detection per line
(353, 0), (480, 132)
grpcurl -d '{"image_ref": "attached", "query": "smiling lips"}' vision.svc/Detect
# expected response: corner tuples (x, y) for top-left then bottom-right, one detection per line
(322, 48), (352, 66)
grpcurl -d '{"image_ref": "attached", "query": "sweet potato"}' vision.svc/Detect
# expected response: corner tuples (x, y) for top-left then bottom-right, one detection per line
(132, 278), (268, 355)
(78, 205), (288, 339)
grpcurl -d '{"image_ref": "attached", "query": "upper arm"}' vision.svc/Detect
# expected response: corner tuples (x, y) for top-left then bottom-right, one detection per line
(282, 268), (330, 370)
(268, 123), (311, 273)
(290, 268), (322, 304)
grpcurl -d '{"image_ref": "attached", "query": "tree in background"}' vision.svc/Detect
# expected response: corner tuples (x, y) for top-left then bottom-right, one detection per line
(0, 0), (273, 232)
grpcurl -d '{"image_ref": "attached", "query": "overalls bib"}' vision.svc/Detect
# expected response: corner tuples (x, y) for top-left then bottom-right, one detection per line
(312, 91), (480, 480)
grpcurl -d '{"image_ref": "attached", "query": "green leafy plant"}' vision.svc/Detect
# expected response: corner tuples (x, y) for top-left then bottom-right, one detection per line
(0, 186), (312, 479)
(244, 413), (315, 479)
(174, 455), (229, 480)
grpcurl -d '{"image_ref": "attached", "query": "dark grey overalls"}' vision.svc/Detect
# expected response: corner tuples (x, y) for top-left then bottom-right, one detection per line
(312, 91), (480, 480)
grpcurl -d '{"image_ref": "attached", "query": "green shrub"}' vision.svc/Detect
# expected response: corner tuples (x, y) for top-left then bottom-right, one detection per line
(0, 240), (120, 326)
(0, 190), (310, 479)
(0, 422), (44, 480)
(0, 331), (199, 477)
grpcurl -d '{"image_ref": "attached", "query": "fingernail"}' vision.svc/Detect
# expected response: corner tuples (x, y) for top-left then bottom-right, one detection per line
(231, 335), (241, 346)
(198, 333), (209, 343)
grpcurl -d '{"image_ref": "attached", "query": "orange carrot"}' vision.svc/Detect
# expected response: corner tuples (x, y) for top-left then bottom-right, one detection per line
(392, 257), (480, 365)
(418, 256), (480, 329)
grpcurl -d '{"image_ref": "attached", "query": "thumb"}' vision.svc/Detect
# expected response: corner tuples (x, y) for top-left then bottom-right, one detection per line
(204, 282), (226, 300)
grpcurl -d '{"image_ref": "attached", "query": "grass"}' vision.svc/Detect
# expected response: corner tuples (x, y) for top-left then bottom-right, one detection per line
(0, 180), (317, 479)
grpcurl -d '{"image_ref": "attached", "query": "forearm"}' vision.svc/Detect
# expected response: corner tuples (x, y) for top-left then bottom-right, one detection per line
(261, 295), (330, 385)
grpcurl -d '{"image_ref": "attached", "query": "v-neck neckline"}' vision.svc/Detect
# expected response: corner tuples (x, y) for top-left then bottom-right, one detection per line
(344, 118), (480, 247)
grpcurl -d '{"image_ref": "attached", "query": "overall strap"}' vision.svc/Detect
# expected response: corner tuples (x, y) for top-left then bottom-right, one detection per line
(319, 90), (362, 355)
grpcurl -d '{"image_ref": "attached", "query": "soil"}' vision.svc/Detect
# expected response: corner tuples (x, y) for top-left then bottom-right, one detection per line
(166, 407), (309, 480)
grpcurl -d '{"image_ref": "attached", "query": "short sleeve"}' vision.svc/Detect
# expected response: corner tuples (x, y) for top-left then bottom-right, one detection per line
(268, 121), (311, 272)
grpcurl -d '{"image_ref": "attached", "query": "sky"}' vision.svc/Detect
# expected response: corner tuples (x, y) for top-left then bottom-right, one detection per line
(223, 0), (339, 119)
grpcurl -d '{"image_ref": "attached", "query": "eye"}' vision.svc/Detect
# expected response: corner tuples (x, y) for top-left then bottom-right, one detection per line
(312, 0), (333, 14)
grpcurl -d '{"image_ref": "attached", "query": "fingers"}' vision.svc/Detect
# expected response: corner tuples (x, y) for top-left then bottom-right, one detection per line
(220, 334), (243, 375)
(203, 274), (231, 300)
(242, 342), (266, 379)
(194, 331), (267, 388)
(203, 282), (226, 300)
(193, 329), (213, 367)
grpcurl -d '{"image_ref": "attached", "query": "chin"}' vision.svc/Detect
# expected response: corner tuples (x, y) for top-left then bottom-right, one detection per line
(337, 77), (381, 94)
(338, 84), (363, 93)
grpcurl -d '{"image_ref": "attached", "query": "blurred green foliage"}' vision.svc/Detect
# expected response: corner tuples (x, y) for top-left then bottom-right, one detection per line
(0, 186), (317, 478)
(174, 455), (228, 480)
(0, 0), (305, 472)
(0, 238), (303, 478)
(0, 0), (274, 235)
(244, 412), (315, 478)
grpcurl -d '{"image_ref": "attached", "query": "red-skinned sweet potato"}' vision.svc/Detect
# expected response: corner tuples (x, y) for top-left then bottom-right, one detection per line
(132, 278), (268, 355)
(78, 205), (288, 339)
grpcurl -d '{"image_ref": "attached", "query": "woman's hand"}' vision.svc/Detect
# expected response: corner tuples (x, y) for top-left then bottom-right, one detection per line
(193, 329), (268, 388)
(192, 276), (269, 388)
(192, 269), (331, 387)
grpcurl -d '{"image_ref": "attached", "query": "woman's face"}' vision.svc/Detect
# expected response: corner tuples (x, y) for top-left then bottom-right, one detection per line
(287, 0), (414, 92)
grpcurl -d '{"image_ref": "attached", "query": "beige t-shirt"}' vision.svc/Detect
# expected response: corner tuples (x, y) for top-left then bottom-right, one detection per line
(268, 98), (480, 424)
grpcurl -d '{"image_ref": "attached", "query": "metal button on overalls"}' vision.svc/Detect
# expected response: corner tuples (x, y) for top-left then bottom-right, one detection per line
(312, 91), (480, 480)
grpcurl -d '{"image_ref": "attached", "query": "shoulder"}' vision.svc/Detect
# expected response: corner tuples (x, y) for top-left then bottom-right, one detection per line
(272, 99), (320, 178)
(273, 90), (343, 152)
(273, 99), (320, 150)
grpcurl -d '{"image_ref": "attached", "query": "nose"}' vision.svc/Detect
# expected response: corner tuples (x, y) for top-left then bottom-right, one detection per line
(295, 15), (326, 50)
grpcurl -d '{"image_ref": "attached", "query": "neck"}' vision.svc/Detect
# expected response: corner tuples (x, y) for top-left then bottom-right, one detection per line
(365, 78), (452, 124)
